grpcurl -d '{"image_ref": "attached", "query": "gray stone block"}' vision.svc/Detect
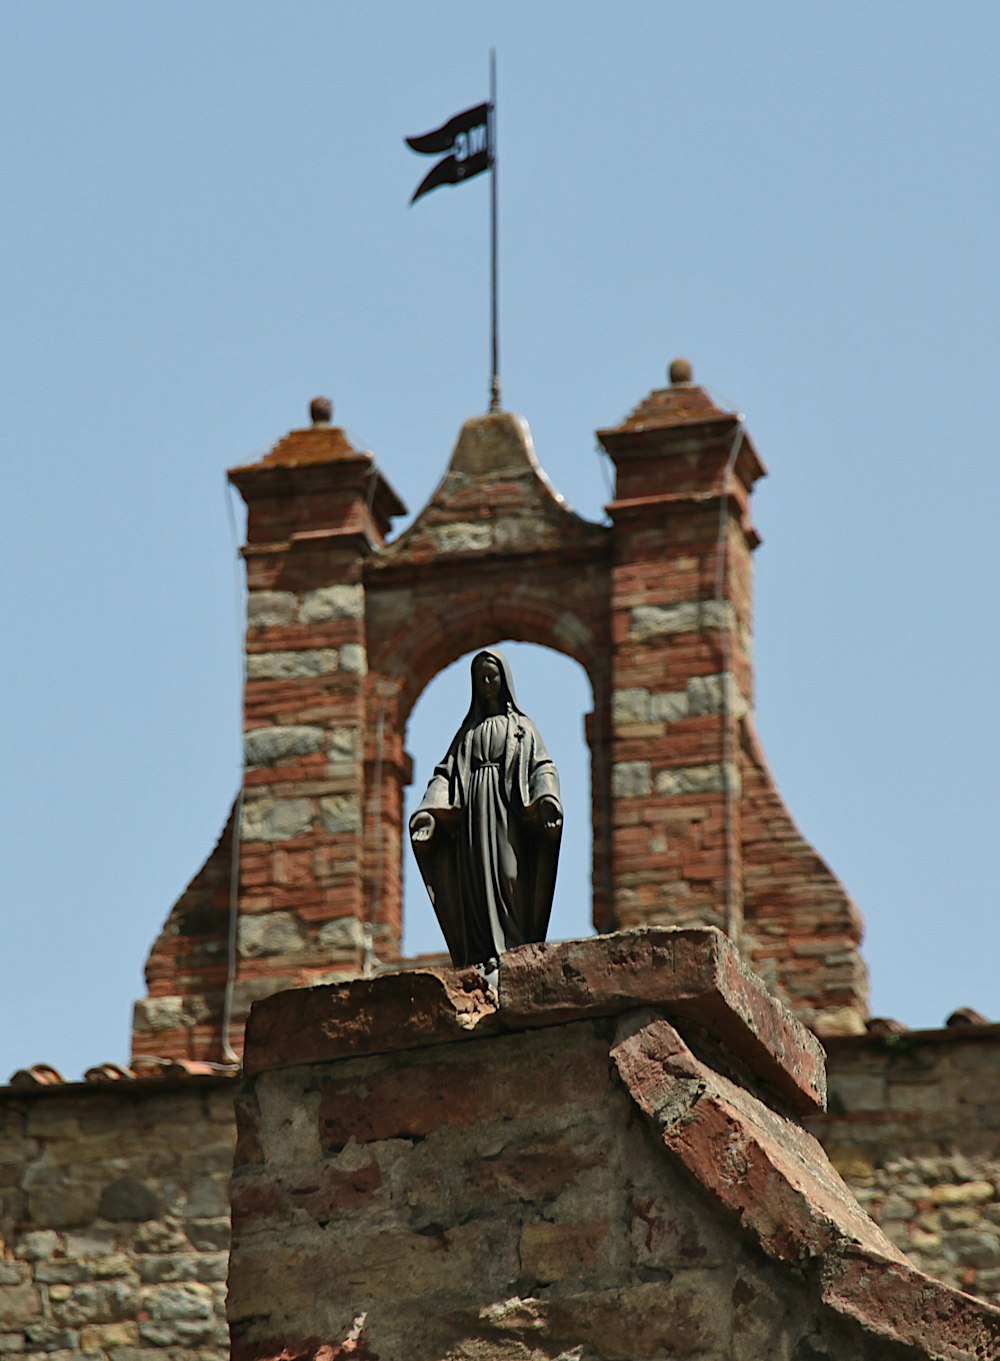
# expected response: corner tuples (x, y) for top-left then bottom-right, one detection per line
(184, 1220), (230, 1253)
(182, 1179), (229, 1220)
(142, 1282), (214, 1322)
(630, 600), (736, 640)
(23, 1325), (75, 1350)
(51, 1281), (139, 1326)
(246, 592), (297, 628)
(611, 761), (651, 799)
(430, 523), (492, 554)
(298, 584), (363, 623)
(98, 1180), (159, 1224)
(136, 1256), (199, 1286)
(15, 1231), (59, 1263)
(339, 644), (367, 675)
(687, 672), (748, 720)
(327, 726), (359, 761)
(319, 795), (361, 835)
(130, 997), (187, 1034)
(943, 1229), (1000, 1270)
(317, 917), (366, 953)
(238, 913), (306, 960)
(240, 798), (313, 842)
(650, 691), (689, 723)
(246, 649), (339, 680)
(193, 1256), (228, 1284)
(33, 1261), (94, 1285)
(655, 762), (739, 797)
(612, 688), (650, 724)
(244, 726), (325, 767)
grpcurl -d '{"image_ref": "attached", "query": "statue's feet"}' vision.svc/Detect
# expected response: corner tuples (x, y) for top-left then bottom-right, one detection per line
(476, 957), (499, 993)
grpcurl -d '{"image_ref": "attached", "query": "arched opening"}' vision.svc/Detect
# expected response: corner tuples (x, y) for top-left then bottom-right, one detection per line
(401, 641), (595, 961)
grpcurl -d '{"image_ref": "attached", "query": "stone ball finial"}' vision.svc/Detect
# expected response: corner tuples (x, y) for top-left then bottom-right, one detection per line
(668, 358), (693, 386)
(310, 396), (334, 426)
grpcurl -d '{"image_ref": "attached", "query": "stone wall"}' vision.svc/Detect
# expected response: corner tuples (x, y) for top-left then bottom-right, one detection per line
(813, 1025), (1000, 1307)
(6, 961), (1000, 1361)
(232, 1023), (868, 1361)
(229, 931), (1000, 1361)
(0, 1077), (236, 1361)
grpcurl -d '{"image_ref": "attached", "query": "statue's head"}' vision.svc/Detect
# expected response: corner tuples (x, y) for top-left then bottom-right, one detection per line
(472, 653), (503, 707)
(468, 648), (520, 719)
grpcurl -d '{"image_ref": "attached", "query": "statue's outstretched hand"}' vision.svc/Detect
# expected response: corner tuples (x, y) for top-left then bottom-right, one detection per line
(410, 811), (436, 844)
(540, 797), (563, 838)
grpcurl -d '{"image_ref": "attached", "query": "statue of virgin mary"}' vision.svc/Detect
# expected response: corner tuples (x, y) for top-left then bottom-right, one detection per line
(409, 649), (563, 972)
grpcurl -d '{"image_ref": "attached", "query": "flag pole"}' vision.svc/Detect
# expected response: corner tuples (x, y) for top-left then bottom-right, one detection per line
(489, 48), (501, 412)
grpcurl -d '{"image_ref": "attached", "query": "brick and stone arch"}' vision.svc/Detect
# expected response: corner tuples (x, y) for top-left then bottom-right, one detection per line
(133, 372), (868, 1065)
(361, 411), (613, 960)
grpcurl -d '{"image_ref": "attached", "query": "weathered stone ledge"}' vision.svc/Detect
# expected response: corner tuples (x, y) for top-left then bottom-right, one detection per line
(243, 927), (826, 1114)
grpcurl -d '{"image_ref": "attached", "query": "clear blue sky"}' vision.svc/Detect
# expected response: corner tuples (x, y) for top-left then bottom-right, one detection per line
(3, 3), (999, 1080)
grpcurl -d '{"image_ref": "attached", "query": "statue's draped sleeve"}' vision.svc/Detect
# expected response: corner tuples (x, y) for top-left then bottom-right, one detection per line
(409, 735), (468, 963)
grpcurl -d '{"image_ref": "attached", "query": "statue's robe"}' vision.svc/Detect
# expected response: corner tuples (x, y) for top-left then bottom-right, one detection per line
(410, 656), (562, 968)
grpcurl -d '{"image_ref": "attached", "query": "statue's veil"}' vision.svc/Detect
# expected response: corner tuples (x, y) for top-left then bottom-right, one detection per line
(461, 648), (526, 729)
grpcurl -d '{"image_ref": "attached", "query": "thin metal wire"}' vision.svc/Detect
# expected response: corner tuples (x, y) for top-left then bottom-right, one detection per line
(364, 695), (388, 978)
(595, 438), (615, 512)
(220, 478), (249, 1064)
(489, 48), (500, 412)
(714, 423), (746, 942)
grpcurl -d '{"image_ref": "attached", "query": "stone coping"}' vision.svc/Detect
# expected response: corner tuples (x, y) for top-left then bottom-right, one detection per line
(243, 927), (827, 1114)
(820, 1022), (1000, 1050)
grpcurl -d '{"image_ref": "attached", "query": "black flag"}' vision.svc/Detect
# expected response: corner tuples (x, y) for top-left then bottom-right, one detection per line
(405, 102), (492, 204)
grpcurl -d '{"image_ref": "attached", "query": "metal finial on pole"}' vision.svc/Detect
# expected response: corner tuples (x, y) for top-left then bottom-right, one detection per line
(489, 48), (501, 413)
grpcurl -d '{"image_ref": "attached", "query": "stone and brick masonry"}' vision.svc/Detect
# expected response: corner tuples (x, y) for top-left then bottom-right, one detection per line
(229, 929), (1000, 1361)
(5, 1000), (1000, 1361)
(0, 1076), (236, 1361)
(4, 376), (996, 1359)
(812, 1023), (1000, 1307)
(135, 375), (868, 1068)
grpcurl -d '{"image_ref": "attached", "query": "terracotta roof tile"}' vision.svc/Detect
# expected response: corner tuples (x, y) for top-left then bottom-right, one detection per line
(3, 1058), (239, 1090)
(865, 1017), (910, 1036)
(229, 425), (362, 474)
(83, 1063), (136, 1082)
(8, 1063), (65, 1088)
(602, 383), (739, 436)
